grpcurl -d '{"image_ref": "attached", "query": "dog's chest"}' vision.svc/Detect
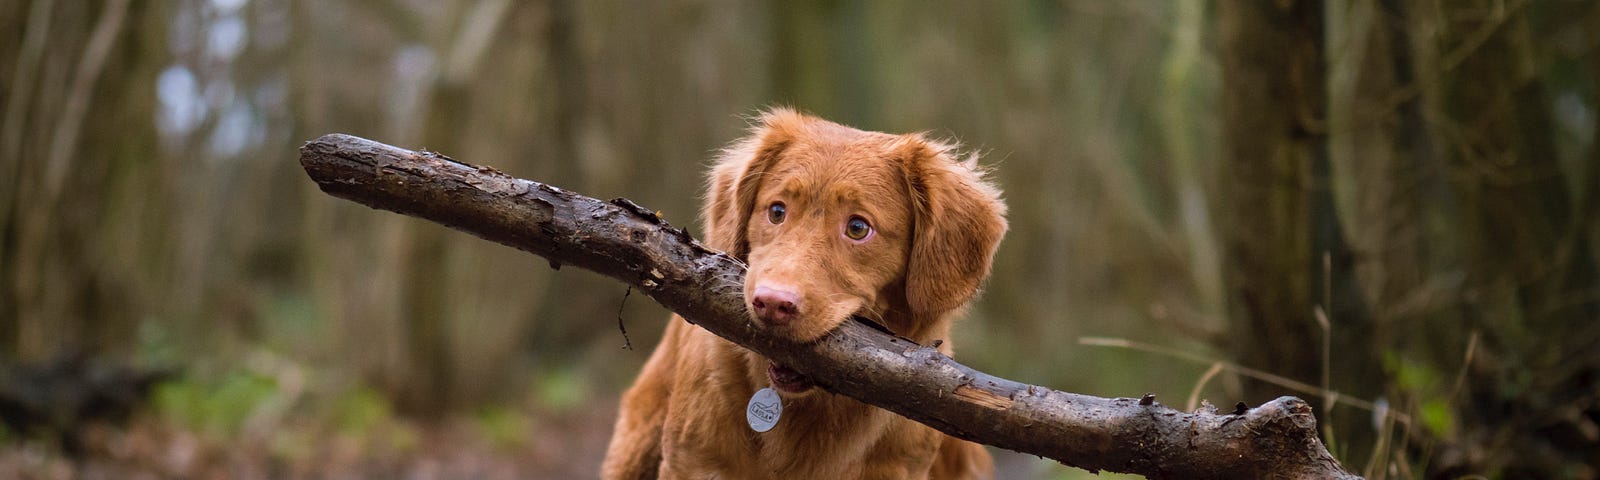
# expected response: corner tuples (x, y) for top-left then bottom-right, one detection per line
(740, 397), (896, 474)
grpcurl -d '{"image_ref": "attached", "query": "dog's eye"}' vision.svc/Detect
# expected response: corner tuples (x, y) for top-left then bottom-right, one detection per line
(767, 202), (786, 224)
(844, 216), (872, 240)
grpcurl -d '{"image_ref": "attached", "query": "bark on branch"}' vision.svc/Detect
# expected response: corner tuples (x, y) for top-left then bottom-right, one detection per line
(298, 133), (1360, 479)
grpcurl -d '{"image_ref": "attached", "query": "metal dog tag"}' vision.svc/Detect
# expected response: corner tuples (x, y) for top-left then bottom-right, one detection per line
(746, 387), (782, 432)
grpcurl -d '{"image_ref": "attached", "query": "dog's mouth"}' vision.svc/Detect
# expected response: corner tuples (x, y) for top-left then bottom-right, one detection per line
(760, 316), (888, 394)
(767, 362), (815, 394)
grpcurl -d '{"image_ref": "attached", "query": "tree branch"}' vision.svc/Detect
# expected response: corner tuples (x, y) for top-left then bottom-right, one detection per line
(298, 133), (1360, 479)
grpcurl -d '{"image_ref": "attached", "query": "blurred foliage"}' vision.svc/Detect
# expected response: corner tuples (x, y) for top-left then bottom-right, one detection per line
(0, 0), (1596, 478)
(473, 405), (530, 451)
(332, 385), (394, 436)
(152, 370), (278, 437)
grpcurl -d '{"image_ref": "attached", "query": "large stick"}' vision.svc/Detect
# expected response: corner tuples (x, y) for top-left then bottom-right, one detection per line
(299, 133), (1359, 479)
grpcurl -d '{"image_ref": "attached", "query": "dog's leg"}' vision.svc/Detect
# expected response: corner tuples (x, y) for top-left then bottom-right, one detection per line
(929, 435), (994, 480)
(601, 317), (690, 480)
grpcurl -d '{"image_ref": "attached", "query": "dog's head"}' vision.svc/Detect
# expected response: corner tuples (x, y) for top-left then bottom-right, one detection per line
(704, 108), (1007, 347)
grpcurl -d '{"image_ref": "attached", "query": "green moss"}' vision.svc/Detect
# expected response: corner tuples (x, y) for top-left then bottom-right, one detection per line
(1420, 398), (1456, 438)
(474, 406), (530, 450)
(534, 368), (585, 411)
(333, 386), (393, 435)
(153, 371), (279, 437)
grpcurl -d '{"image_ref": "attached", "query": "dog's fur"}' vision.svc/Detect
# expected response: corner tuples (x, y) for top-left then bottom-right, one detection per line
(603, 108), (1006, 479)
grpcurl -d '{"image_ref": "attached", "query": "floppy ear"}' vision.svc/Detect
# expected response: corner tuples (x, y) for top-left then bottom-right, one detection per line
(702, 108), (805, 259)
(900, 136), (1008, 316)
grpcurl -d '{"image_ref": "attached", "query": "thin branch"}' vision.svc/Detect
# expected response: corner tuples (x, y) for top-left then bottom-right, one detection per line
(45, 0), (131, 201)
(0, 0), (57, 258)
(1081, 336), (1412, 428)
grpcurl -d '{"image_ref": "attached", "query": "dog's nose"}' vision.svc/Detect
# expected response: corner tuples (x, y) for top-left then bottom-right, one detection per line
(750, 286), (801, 325)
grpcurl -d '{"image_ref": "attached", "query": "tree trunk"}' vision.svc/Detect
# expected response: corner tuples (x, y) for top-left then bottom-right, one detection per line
(1423, 2), (1600, 475)
(1218, 0), (1392, 465)
(1331, 0), (1437, 468)
(1, 0), (160, 360)
(1215, 0), (1327, 406)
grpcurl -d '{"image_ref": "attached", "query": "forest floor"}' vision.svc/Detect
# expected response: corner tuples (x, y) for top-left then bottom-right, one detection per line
(0, 403), (615, 480)
(0, 400), (1072, 479)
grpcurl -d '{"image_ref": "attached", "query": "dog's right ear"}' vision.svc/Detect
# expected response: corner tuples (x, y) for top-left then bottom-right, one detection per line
(702, 108), (804, 260)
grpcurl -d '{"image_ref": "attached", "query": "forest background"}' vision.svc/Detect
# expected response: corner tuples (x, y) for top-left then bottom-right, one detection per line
(2, 1), (1596, 478)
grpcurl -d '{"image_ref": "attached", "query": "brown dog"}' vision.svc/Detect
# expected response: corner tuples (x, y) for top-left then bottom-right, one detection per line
(603, 108), (1006, 479)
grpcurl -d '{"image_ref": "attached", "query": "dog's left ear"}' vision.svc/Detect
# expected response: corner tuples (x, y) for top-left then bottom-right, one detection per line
(899, 136), (1008, 317)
